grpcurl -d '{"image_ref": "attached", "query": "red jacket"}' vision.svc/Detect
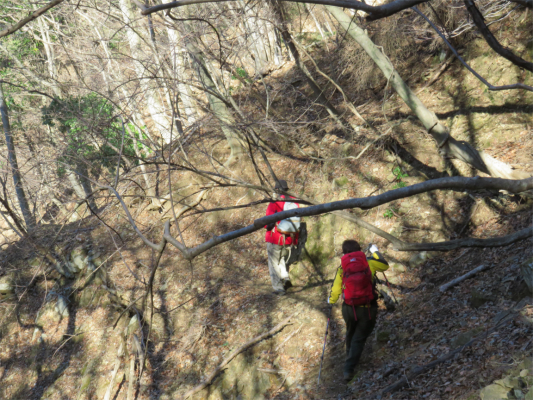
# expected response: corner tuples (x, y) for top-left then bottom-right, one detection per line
(264, 195), (299, 246)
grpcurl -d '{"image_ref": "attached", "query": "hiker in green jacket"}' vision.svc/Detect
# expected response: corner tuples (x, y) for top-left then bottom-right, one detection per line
(328, 240), (389, 383)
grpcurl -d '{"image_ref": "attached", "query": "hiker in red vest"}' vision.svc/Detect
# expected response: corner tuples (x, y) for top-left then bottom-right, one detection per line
(265, 180), (301, 296)
(327, 240), (389, 383)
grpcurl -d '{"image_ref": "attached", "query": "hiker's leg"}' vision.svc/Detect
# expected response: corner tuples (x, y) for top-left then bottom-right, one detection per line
(342, 303), (357, 357)
(344, 306), (378, 374)
(267, 243), (285, 291)
(279, 246), (290, 280)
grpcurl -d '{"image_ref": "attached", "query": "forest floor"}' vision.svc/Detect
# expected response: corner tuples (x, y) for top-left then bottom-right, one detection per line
(1, 7), (533, 400)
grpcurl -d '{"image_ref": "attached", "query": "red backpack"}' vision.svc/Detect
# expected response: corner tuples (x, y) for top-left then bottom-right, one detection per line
(341, 251), (374, 308)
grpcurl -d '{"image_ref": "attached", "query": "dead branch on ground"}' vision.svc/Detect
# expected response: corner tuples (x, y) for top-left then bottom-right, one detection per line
(439, 264), (492, 292)
(182, 311), (299, 399)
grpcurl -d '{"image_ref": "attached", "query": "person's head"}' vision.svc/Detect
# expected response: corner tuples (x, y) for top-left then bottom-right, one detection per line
(274, 179), (289, 193)
(273, 180), (289, 199)
(342, 239), (361, 255)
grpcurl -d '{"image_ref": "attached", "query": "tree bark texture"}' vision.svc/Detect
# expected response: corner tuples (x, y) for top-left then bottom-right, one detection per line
(326, 6), (531, 180)
(119, 0), (172, 144)
(0, 82), (36, 229)
(186, 40), (245, 165)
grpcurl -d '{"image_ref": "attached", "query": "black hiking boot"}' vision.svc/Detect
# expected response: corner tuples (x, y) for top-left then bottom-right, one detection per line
(343, 372), (354, 383)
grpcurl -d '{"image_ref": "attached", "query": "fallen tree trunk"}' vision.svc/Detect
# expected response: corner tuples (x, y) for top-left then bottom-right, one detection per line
(439, 264), (491, 292)
(182, 311), (299, 399)
(326, 6), (531, 180)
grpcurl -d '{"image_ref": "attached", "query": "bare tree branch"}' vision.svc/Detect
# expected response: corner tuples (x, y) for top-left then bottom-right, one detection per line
(295, 193), (533, 252)
(157, 176), (533, 259)
(141, 0), (430, 20)
(0, 0), (66, 39)
(413, 6), (533, 91)
(463, 0), (532, 72)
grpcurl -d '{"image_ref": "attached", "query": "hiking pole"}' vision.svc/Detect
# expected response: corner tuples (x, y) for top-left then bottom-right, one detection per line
(381, 271), (399, 305)
(317, 305), (332, 387)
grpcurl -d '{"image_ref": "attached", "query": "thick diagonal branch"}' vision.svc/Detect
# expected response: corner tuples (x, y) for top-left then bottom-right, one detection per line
(142, 0), (430, 20)
(463, 0), (532, 72)
(0, 0), (65, 38)
(159, 176), (533, 259)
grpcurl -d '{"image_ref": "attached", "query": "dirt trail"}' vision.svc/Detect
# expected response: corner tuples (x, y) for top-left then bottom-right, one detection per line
(1, 11), (532, 399)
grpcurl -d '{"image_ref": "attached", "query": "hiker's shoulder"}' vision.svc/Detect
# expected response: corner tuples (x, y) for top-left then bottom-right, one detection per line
(368, 252), (389, 272)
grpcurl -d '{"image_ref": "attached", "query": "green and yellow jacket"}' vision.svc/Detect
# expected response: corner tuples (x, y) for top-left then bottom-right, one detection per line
(328, 251), (389, 305)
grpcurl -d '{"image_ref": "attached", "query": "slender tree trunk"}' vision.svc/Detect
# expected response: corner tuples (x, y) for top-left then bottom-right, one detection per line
(119, 0), (172, 144)
(166, 26), (197, 126)
(0, 82), (36, 230)
(327, 6), (531, 179)
(306, 3), (326, 39)
(32, 7), (62, 98)
(186, 40), (245, 165)
(239, 2), (270, 74)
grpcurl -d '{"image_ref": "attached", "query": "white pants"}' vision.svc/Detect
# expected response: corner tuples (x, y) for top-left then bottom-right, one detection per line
(267, 243), (291, 291)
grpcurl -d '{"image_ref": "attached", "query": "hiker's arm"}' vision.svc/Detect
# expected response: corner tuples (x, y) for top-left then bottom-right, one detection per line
(265, 202), (279, 229)
(328, 266), (343, 304)
(368, 251), (389, 276)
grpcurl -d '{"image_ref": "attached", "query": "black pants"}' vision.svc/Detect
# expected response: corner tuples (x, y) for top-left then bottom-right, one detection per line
(341, 303), (378, 374)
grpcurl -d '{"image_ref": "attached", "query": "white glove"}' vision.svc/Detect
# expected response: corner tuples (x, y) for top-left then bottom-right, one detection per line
(327, 297), (331, 304)
(369, 244), (379, 254)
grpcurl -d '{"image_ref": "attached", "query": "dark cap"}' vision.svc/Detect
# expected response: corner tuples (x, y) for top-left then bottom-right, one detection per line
(274, 179), (289, 192)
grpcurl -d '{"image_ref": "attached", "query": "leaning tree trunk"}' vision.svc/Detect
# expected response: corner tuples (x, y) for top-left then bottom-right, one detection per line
(186, 40), (245, 165)
(327, 6), (531, 180)
(0, 82), (36, 230)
